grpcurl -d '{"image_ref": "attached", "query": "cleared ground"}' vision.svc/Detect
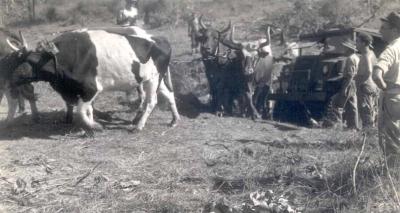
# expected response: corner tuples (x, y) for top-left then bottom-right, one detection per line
(0, 3), (399, 211)
(0, 81), (391, 212)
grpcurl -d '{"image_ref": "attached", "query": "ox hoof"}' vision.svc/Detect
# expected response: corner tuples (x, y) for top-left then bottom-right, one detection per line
(84, 122), (103, 132)
(216, 111), (224, 117)
(83, 130), (95, 138)
(169, 119), (180, 128)
(127, 124), (143, 133)
(92, 123), (104, 131)
(252, 113), (261, 121)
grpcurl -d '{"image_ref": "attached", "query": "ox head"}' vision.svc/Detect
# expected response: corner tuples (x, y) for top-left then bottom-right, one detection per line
(5, 31), (30, 58)
(195, 16), (231, 58)
(0, 32), (32, 80)
(221, 26), (272, 75)
(5, 33), (60, 85)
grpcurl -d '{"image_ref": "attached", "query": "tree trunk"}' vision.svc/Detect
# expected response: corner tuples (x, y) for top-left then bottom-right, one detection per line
(27, 0), (36, 22)
(27, 0), (32, 21)
(32, 0), (36, 21)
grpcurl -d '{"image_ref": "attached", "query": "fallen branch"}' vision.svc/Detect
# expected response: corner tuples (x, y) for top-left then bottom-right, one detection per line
(260, 120), (303, 131)
(353, 133), (366, 195)
(73, 162), (101, 187)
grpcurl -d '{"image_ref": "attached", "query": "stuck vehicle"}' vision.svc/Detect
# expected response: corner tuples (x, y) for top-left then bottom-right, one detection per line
(268, 27), (385, 125)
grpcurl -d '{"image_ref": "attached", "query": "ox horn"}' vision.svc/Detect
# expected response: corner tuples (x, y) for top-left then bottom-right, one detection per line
(279, 30), (286, 46)
(199, 15), (207, 30)
(261, 26), (271, 46)
(6, 38), (21, 51)
(219, 21), (231, 34)
(221, 25), (242, 50)
(19, 31), (28, 49)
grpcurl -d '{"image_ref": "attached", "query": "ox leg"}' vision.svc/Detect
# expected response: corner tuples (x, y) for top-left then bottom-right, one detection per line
(65, 103), (74, 124)
(214, 80), (225, 117)
(0, 91), (3, 105)
(134, 80), (158, 131)
(28, 98), (39, 123)
(158, 79), (180, 127)
(77, 99), (102, 131)
(5, 90), (18, 122)
(17, 95), (26, 114)
(254, 86), (270, 119)
(132, 84), (146, 125)
(20, 84), (39, 122)
(246, 85), (261, 120)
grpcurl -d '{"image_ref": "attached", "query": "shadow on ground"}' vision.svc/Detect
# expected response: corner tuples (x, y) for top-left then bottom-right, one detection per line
(0, 110), (134, 140)
(175, 93), (210, 118)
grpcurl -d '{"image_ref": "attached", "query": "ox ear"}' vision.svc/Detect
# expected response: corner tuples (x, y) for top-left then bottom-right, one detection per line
(220, 21), (231, 34)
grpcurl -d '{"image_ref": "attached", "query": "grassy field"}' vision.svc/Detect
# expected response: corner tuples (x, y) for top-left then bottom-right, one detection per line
(1, 0), (400, 212)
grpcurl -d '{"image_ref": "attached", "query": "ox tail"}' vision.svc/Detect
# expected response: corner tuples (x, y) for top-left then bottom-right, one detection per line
(162, 67), (174, 92)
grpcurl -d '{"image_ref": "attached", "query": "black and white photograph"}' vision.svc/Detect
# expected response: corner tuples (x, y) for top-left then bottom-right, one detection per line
(1, 0), (400, 212)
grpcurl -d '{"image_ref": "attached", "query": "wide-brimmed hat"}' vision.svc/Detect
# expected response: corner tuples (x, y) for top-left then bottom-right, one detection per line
(357, 32), (374, 49)
(381, 12), (400, 30)
(342, 39), (357, 52)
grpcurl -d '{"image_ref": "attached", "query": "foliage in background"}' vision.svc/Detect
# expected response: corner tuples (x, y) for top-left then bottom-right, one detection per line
(263, 0), (396, 37)
(1, 0), (399, 31)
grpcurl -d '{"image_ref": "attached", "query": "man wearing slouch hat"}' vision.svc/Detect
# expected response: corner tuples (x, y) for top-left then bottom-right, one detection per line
(373, 11), (400, 168)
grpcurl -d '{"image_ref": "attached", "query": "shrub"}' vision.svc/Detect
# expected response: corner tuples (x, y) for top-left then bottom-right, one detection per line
(67, 0), (115, 25)
(140, 0), (191, 28)
(44, 6), (64, 22)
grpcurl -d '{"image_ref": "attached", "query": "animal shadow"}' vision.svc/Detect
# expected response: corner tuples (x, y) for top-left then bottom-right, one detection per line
(0, 111), (79, 140)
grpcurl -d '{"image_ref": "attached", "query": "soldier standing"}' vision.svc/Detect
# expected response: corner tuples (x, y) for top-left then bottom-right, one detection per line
(117, 0), (139, 26)
(355, 32), (378, 128)
(324, 39), (360, 130)
(373, 12), (400, 168)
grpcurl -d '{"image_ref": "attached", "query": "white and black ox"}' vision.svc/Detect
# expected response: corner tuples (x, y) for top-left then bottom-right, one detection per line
(0, 30), (39, 122)
(7, 26), (180, 131)
(220, 26), (275, 119)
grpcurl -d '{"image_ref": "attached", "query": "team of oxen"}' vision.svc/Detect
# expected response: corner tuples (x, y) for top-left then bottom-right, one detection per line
(0, 26), (179, 133)
(188, 15), (293, 119)
(0, 16), (293, 134)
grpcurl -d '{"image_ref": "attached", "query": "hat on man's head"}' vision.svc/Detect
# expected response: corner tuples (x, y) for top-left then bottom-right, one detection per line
(342, 39), (358, 52)
(381, 12), (400, 30)
(358, 32), (374, 49)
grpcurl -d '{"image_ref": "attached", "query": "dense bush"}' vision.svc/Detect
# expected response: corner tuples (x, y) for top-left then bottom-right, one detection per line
(140, 0), (192, 28)
(44, 6), (65, 22)
(263, 0), (397, 37)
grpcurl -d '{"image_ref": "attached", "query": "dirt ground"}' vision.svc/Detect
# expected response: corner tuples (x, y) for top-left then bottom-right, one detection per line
(0, 80), (385, 212)
(0, 14), (396, 212)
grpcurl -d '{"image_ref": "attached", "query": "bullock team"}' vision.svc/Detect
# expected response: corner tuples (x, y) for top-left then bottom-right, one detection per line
(0, 26), (180, 134)
(187, 14), (291, 120)
(0, 6), (297, 135)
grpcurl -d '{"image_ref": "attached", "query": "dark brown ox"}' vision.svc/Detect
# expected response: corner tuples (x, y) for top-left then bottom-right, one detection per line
(0, 30), (38, 122)
(220, 26), (274, 119)
(194, 16), (234, 115)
